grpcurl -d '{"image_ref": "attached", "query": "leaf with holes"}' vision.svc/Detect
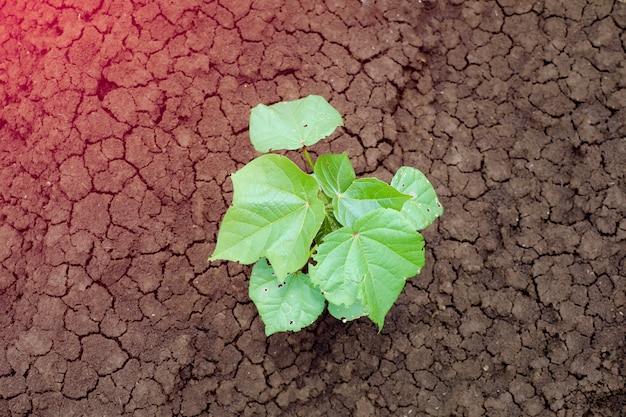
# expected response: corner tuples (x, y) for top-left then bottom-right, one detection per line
(310, 208), (425, 330)
(209, 154), (325, 280)
(328, 301), (367, 323)
(249, 258), (326, 336)
(249, 95), (344, 152)
(334, 178), (411, 227)
(390, 166), (443, 230)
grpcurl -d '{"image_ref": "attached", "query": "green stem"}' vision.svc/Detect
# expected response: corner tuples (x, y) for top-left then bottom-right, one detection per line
(303, 146), (315, 172)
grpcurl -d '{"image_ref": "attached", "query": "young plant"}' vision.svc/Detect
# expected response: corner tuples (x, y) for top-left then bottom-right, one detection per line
(209, 95), (442, 336)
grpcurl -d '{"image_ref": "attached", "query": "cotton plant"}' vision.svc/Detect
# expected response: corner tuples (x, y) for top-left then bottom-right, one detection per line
(210, 95), (442, 336)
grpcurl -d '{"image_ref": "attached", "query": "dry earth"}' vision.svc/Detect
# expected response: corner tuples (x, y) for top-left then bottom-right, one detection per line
(0, 0), (625, 416)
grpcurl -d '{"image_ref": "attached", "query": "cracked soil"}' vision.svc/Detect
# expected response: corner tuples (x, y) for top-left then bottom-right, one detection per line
(1, 0), (625, 416)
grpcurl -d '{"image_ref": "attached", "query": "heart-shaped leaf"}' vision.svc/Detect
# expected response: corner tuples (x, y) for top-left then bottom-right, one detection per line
(249, 259), (326, 336)
(249, 95), (344, 152)
(334, 178), (411, 227)
(310, 208), (425, 330)
(391, 166), (443, 230)
(313, 153), (355, 198)
(209, 154), (325, 280)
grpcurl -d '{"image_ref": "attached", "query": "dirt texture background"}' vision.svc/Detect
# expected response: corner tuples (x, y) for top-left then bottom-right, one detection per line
(1, 0), (625, 416)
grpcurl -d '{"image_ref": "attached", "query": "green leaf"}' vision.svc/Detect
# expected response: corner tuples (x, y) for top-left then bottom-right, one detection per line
(391, 166), (443, 230)
(313, 153), (355, 198)
(249, 95), (344, 152)
(328, 301), (367, 323)
(209, 154), (325, 280)
(249, 259), (326, 336)
(310, 208), (425, 330)
(334, 178), (411, 227)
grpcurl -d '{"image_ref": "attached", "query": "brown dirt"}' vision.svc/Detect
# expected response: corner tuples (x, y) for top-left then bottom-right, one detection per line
(1, 0), (625, 416)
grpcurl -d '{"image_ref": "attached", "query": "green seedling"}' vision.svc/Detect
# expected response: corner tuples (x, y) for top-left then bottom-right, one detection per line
(209, 95), (442, 336)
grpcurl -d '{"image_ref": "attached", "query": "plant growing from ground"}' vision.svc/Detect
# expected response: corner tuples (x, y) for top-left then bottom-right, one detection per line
(209, 95), (443, 336)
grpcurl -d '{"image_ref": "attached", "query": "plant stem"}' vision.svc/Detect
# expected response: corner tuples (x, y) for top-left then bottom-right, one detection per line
(303, 146), (315, 172)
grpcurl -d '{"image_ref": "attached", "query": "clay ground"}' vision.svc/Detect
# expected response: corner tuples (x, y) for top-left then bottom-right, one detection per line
(1, 0), (625, 416)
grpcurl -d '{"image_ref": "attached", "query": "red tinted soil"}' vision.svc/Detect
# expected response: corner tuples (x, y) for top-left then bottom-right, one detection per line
(1, 0), (625, 416)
